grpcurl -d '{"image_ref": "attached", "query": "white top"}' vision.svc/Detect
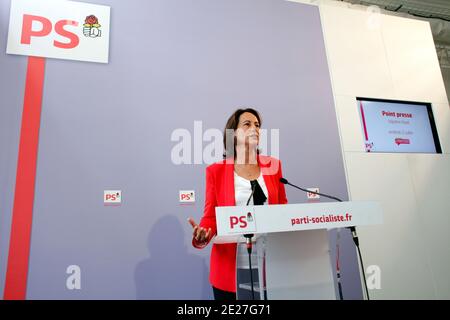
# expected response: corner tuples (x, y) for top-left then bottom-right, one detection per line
(234, 171), (269, 206)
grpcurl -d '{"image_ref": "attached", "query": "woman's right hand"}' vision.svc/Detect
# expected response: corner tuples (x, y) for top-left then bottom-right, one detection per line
(188, 217), (212, 245)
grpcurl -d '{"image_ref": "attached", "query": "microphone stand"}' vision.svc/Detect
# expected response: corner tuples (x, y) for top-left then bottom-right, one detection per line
(280, 178), (370, 300)
(244, 183), (256, 300)
(336, 228), (344, 300)
(244, 234), (255, 300)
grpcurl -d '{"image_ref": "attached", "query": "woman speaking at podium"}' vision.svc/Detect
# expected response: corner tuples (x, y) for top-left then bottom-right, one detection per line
(188, 108), (288, 300)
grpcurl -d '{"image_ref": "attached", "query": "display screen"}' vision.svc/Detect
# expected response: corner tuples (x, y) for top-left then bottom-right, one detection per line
(357, 98), (442, 153)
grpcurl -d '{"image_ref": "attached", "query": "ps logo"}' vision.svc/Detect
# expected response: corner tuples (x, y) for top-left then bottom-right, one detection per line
(179, 190), (195, 203)
(230, 215), (248, 229)
(6, 0), (110, 63)
(307, 188), (320, 200)
(20, 14), (80, 49)
(229, 211), (257, 232)
(104, 190), (121, 205)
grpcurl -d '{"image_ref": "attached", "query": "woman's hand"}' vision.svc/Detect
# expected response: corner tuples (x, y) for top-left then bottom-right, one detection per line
(188, 217), (212, 245)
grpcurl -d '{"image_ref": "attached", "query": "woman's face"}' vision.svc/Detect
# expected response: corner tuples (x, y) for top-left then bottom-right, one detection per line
(235, 112), (260, 149)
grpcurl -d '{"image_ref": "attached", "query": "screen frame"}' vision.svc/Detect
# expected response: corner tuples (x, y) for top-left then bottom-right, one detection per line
(356, 97), (442, 154)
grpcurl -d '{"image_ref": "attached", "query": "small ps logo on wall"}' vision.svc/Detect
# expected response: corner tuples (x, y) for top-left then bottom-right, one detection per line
(307, 188), (320, 200)
(6, 0), (110, 63)
(179, 190), (195, 203)
(104, 190), (121, 205)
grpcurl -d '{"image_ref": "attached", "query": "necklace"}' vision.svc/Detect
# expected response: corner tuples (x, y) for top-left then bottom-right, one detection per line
(235, 164), (260, 180)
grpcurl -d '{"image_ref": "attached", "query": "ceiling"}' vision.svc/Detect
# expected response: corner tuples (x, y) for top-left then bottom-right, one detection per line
(342, 0), (450, 21)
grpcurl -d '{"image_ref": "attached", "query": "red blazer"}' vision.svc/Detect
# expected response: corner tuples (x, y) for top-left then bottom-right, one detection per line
(193, 155), (288, 293)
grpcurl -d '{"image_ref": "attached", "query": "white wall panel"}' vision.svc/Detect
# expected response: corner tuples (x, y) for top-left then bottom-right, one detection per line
(408, 154), (450, 298)
(320, 2), (450, 299)
(381, 15), (449, 104)
(345, 153), (437, 299)
(319, 5), (396, 99)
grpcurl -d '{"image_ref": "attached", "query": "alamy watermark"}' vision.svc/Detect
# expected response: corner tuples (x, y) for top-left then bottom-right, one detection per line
(170, 121), (280, 173)
(66, 265), (81, 290)
(366, 5), (382, 30)
(366, 264), (381, 290)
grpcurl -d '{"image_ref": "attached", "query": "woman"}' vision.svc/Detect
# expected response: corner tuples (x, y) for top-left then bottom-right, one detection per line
(188, 108), (288, 300)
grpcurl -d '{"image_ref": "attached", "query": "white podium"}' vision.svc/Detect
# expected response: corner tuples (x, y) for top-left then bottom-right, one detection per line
(214, 201), (383, 300)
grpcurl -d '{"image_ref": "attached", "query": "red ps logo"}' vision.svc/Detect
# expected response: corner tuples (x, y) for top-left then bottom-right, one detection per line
(230, 216), (247, 229)
(105, 194), (116, 201)
(20, 14), (79, 49)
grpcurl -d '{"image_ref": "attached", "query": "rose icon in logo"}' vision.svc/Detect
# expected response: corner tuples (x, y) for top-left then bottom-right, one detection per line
(83, 15), (101, 38)
(85, 15), (97, 25)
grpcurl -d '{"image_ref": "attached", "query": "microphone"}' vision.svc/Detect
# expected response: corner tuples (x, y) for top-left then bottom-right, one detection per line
(280, 177), (358, 235)
(279, 177), (343, 202)
(280, 177), (370, 300)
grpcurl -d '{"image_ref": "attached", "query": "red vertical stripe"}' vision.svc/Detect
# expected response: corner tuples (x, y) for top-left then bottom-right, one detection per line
(360, 101), (369, 141)
(3, 56), (46, 300)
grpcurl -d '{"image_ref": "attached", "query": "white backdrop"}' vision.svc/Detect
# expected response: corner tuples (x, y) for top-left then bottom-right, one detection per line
(312, 0), (450, 299)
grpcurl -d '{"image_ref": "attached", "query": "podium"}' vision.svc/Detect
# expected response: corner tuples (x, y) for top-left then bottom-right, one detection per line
(214, 201), (383, 300)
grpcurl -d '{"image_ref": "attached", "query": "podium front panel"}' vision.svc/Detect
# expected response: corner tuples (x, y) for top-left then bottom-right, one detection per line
(265, 230), (336, 300)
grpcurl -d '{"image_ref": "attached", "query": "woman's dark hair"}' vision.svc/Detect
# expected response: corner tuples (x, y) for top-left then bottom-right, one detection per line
(223, 108), (262, 159)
